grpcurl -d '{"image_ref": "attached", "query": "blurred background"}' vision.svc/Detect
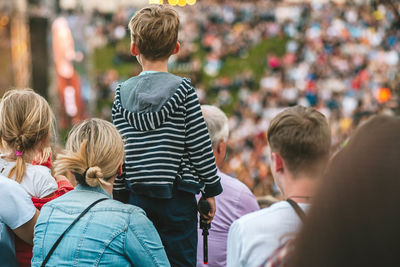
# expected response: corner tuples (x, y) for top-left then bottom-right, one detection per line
(1, 0), (399, 201)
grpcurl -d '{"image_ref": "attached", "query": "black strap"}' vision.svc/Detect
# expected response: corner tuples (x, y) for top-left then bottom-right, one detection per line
(41, 198), (108, 267)
(286, 198), (306, 223)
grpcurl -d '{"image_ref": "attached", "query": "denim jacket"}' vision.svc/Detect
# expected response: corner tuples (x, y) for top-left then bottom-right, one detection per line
(31, 185), (170, 267)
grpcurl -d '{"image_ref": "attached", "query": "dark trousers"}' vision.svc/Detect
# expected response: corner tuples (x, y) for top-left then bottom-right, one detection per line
(129, 190), (198, 267)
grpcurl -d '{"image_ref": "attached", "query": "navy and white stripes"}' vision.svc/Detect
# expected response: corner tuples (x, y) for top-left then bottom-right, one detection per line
(112, 78), (222, 199)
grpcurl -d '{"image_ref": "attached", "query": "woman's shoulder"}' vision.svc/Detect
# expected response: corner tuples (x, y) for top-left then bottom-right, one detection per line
(101, 199), (146, 215)
(43, 191), (145, 215)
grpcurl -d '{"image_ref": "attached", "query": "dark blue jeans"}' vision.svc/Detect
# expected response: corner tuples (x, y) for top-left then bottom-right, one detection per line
(129, 190), (198, 267)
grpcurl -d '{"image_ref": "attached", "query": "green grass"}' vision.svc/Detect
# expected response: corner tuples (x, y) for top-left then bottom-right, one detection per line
(93, 38), (138, 79)
(94, 37), (287, 83)
(92, 37), (287, 114)
(221, 37), (287, 81)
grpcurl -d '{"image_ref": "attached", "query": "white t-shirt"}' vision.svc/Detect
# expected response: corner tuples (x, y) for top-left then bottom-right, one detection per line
(226, 201), (310, 267)
(0, 158), (57, 198)
(0, 175), (36, 266)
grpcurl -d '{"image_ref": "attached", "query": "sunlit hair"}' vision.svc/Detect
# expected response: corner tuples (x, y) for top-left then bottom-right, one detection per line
(201, 105), (229, 146)
(55, 118), (125, 188)
(129, 5), (180, 61)
(33, 146), (52, 163)
(0, 89), (55, 183)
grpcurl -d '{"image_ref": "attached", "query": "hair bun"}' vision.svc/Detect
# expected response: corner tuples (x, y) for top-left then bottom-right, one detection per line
(85, 166), (104, 187)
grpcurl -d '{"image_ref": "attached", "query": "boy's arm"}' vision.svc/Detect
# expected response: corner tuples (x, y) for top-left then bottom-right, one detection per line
(111, 88), (130, 203)
(184, 85), (222, 198)
(113, 164), (130, 203)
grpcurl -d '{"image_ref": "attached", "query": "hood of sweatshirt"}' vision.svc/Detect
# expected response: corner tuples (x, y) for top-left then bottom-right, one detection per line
(113, 74), (191, 132)
(120, 72), (183, 113)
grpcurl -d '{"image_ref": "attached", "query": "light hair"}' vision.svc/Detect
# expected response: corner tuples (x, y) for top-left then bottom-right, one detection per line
(129, 5), (179, 61)
(54, 118), (124, 188)
(0, 89), (55, 183)
(267, 106), (331, 177)
(201, 105), (229, 146)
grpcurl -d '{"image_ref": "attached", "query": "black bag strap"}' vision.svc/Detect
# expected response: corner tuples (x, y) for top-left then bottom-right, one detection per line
(286, 198), (306, 223)
(41, 197), (108, 267)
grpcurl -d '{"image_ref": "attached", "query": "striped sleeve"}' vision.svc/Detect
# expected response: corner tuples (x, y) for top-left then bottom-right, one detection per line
(112, 92), (130, 202)
(185, 86), (222, 198)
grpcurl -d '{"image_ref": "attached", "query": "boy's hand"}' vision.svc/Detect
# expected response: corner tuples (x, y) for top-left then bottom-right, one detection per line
(198, 197), (216, 224)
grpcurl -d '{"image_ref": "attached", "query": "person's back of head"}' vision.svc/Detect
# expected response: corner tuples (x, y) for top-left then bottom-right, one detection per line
(0, 89), (55, 183)
(55, 118), (124, 188)
(201, 105), (229, 168)
(201, 105), (229, 146)
(287, 115), (400, 267)
(129, 4), (180, 61)
(267, 105), (331, 179)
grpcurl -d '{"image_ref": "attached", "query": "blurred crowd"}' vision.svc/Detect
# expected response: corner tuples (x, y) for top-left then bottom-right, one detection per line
(72, 0), (400, 197)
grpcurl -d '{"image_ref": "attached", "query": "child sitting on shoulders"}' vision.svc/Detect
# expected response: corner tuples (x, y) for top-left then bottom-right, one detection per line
(112, 5), (222, 267)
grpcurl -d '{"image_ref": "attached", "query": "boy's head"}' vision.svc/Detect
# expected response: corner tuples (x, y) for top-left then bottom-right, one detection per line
(129, 5), (180, 61)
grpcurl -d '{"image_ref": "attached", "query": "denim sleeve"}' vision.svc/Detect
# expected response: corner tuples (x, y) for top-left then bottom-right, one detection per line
(125, 209), (170, 267)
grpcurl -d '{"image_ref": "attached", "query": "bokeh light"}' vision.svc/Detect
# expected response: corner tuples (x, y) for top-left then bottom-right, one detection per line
(168, 0), (178, 6)
(149, 0), (197, 6)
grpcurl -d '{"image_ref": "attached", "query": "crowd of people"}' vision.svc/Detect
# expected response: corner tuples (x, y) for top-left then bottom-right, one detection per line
(2, 1), (400, 267)
(76, 0), (400, 198)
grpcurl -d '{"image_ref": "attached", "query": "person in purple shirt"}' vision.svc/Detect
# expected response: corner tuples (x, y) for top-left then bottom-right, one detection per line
(197, 105), (259, 267)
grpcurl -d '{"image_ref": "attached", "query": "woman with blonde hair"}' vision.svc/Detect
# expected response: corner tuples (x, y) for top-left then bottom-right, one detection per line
(32, 118), (170, 266)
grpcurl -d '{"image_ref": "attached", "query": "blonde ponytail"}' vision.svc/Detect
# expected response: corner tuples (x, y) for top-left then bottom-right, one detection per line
(8, 156), (27, 183)
(85, 166), (111, 187)
(55, 119), (124, 188)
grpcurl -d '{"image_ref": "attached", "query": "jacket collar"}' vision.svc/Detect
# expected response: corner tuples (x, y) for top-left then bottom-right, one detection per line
(75, 184), (112, 198)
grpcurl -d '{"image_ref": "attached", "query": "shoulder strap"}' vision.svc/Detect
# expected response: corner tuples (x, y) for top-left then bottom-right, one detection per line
(41, 197), (108, 267)
(286, 198), (306, 223)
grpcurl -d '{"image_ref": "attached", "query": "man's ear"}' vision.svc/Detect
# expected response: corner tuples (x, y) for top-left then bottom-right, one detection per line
(131, 43), (139, 56)
(172, 42), (180, 55)
(272, 152), (283, 173)
(217, 139), (227, 157)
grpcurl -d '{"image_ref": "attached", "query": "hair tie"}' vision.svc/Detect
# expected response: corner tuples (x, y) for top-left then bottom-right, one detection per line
(82, 167), (89, 178)
(16, 150), (22, 157)
(72, 167), (90, 185)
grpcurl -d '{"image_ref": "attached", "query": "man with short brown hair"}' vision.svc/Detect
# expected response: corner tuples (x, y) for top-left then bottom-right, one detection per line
(226, 106), (331, 267)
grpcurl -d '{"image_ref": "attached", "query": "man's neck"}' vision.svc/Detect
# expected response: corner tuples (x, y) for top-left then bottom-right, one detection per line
(140, 57), (169, 72)
(282, 173), (318, 204)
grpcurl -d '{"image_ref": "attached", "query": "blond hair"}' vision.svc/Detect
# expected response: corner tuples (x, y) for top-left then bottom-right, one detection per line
(0, 89), (55, 183)
(267, 106), (331, 177)
(54, 118), (124, 188)
(129, 5), (180, 61)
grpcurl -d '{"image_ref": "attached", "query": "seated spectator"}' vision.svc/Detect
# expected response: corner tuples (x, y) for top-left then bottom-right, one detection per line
(31, 118), (170, 266)
(283, 115), (400, 267)
(197, 105), (259, 267)
(0, 175), (38, 266)
(227, 106), (331, 267)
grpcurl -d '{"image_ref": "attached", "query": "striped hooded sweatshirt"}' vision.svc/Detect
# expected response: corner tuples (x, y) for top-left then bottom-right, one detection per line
(112, 72), (222, 199)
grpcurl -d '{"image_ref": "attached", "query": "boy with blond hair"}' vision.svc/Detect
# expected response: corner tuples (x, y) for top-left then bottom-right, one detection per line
(112, 5), (222, 266)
